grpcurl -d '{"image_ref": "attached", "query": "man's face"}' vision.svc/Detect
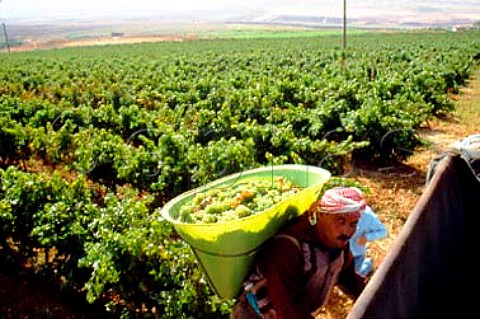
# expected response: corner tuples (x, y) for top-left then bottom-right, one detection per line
(315, 212), (360, 249)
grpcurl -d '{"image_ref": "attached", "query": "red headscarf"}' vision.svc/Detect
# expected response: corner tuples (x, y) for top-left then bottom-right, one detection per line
(310, 187), (367, 216)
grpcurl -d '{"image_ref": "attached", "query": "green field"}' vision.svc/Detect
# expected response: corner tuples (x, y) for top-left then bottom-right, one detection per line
(1, 30), (479, 318)
(195, 24), (371, 39)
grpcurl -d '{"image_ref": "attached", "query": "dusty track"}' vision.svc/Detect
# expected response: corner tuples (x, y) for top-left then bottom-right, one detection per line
(10, 35), (193, 52)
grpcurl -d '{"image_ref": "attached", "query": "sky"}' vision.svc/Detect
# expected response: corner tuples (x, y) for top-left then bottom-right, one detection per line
(0, 0), (479, 22)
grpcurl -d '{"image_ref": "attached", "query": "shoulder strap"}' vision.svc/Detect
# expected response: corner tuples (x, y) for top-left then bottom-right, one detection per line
(274, 234), (301, 250)
(273, 234), (313, 274)
(341, 247), (353, 272)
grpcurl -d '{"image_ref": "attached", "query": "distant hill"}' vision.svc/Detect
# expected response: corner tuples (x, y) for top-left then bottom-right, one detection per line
(239, 13), (477, 30)
(4, 0), (480, 28)
(2, 0), (479, 52)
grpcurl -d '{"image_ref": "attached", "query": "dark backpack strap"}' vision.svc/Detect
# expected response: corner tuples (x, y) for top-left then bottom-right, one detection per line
(342, 246), (353, 271)
(274, 234), (313, 275)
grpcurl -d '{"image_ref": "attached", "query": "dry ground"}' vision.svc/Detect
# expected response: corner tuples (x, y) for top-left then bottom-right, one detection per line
(1, 63), (479, 318)
(10, 35), (195, 52)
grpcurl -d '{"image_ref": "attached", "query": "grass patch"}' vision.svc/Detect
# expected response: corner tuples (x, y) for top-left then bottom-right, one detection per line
(197, 24), (371, 39)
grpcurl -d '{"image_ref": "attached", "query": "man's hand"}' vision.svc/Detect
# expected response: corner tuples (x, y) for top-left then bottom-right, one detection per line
(357, 235), (367, 246)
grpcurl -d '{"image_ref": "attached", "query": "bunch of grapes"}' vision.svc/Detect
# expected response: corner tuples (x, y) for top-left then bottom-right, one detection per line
(179, 176), (300, 223)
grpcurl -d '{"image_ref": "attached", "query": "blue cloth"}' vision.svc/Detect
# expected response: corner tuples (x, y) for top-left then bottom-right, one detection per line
(349, 206), (387, 275)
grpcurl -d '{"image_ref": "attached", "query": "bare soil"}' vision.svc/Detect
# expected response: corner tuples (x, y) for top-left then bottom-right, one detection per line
(0, 55), (478, 317)
(0, 269), (108, 319)
(10, 35), (195, 52)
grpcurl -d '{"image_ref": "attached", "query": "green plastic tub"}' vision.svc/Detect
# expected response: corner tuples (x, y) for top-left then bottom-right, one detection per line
(160, 164), (331, 299)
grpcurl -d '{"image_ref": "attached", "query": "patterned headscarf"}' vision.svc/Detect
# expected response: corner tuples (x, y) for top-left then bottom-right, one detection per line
(310, 186), (367, 215)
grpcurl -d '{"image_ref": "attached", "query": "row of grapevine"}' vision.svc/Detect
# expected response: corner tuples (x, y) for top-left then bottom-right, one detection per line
(0, 30), (479, 318)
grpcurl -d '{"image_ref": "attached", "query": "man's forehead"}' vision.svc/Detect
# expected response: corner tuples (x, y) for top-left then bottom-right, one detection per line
(324, 212), (361, 221)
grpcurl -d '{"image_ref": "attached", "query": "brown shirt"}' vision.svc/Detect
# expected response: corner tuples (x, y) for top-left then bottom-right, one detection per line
(237, 213), (366, 319)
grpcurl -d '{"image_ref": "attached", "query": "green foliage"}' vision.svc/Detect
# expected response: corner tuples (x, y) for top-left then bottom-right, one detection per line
(0, 117), (32, 166)
(0, 168), (232, 318)
(0, 30), (479, 318)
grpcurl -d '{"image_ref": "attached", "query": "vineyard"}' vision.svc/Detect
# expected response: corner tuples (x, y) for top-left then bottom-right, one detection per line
(1, 30), (480, 318)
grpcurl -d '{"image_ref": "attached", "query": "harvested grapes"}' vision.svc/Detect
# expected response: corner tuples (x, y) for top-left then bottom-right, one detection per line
(178, 176), (301, 223)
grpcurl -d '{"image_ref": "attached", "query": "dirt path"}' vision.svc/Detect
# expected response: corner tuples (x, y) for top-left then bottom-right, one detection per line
(10, 35), (192, 52)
